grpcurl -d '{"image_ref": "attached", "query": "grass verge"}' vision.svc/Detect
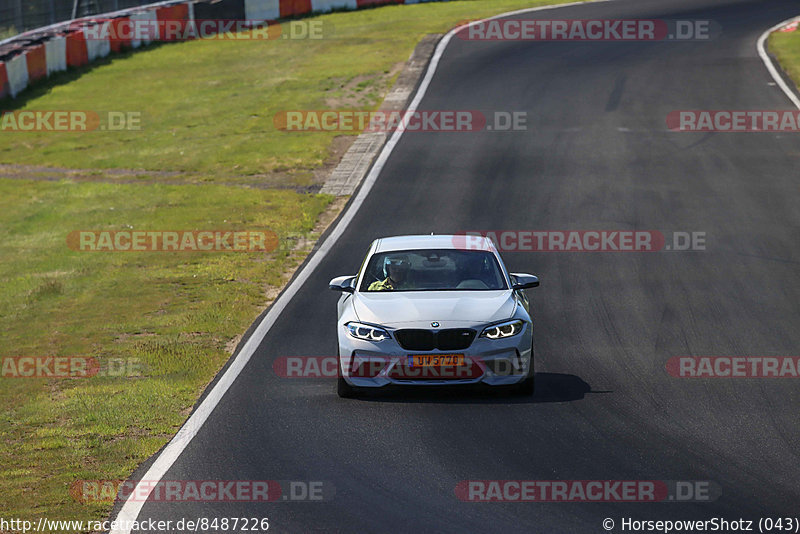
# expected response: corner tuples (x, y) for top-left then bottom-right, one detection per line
(3, 0), (582, 185)
(0, 0), (584, 524)
(769, 27), (800, 92)
(0, 180), (332, 521)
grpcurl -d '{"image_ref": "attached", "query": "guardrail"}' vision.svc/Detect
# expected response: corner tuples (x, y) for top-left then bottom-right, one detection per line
(0, 0), (445, 101)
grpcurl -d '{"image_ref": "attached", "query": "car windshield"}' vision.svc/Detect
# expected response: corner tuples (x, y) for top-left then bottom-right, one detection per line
(359, 249), (508, 292)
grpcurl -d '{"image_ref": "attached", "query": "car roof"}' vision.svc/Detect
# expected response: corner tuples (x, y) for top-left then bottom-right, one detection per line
(373, 234), (496, 253)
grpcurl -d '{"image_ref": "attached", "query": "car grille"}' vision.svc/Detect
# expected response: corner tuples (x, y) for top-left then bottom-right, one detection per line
(393, 329), (476, 351)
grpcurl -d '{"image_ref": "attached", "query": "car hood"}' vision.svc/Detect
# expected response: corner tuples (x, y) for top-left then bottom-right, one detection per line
(353, 290), (517, 328)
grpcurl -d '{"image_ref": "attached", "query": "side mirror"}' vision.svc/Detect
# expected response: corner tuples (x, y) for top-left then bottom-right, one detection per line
(329, 275), (356, 293)
(510, 273), (539, 290)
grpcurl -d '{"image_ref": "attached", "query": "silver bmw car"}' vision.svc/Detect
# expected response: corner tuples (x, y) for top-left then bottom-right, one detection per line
(329, 234), (539, 398)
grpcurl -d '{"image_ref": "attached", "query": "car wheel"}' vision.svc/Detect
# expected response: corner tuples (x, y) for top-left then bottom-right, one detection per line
(337, 376), (359, 398)
(336, 349), (360, 398)
(516, 343), (535, 395)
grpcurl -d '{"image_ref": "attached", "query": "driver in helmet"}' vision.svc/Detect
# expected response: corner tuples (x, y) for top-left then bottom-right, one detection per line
(369, 254), (411, 291)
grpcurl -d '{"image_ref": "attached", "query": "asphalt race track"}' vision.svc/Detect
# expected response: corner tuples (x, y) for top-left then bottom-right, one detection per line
(121, 0), (800, 531)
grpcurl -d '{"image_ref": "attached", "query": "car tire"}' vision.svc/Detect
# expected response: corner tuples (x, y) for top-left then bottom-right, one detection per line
(337, 376), (360, 398)
(516, 344), (535, 395)
(336, 349), (361, 398)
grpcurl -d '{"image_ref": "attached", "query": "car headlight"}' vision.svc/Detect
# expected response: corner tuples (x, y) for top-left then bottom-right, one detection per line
(480, 319), (524, 339)
(346, 322), (390, 342)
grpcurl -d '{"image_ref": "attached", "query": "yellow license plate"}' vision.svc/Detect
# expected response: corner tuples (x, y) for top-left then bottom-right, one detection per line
(409, 354), (465, 367)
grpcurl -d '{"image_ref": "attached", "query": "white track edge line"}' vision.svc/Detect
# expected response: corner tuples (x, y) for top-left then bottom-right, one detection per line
(109, 1), (606, 531)
(757, 16), (800, 110)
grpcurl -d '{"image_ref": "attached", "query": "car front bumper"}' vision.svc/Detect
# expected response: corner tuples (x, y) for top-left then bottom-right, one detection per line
(337, 324), (533, 388)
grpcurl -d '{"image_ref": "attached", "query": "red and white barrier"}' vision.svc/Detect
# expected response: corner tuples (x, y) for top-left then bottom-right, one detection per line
(156, 4), (191, 41)
(25, 44), (48, 84)
(84, 24), (111, 60)
(279, 0), (312, 17)
(245, 0), (281, 21)
(130, 9), (160, 48)
(1, 0), (453, 100)
(310, 0), (357, 11)
(45, 36), (68, 75)
(66, 30), (89, 68)
(109, 17), (133, 52)
(0, 62), (10, 100)
(6, 53), (29, 98)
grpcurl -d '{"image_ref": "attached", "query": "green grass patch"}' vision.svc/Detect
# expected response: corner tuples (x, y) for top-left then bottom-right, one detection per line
(0, 179), (332, 521)
(2, 0), (583, 182)
(770, 29), (800, 91)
